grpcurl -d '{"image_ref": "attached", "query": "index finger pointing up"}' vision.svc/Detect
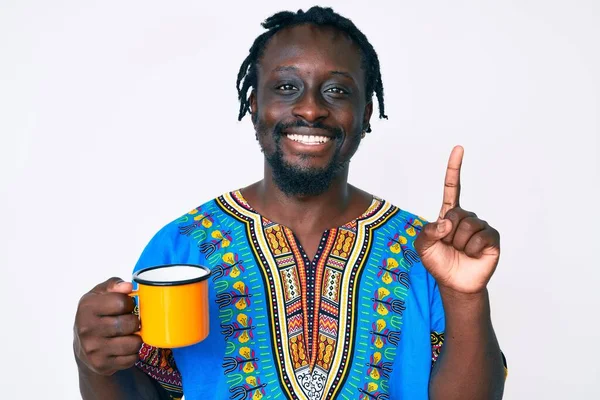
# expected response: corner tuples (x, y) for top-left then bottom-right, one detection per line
(439, 145), (464, 218)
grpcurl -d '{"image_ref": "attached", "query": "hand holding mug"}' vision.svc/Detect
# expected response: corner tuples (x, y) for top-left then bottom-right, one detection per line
(74, 264), (211, 376)
(73, 277), (142, 376)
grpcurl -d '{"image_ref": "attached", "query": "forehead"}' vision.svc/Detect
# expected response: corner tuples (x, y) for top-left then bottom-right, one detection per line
(257, 24), (364, 81)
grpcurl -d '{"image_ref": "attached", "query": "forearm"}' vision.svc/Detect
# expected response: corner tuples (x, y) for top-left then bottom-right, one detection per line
(77, 358), (164, 400)
(429, 289), (505, 400)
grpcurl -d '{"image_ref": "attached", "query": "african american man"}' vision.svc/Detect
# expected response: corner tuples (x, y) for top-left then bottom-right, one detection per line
(74, 6), (507, 400)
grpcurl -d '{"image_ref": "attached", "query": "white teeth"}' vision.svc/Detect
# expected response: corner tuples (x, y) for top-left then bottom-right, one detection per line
(286, 134), (331, 145)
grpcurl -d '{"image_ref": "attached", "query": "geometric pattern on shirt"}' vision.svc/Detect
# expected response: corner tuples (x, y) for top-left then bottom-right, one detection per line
(135, 344), (183, 399)
(217, 190), (401, 400)
(430, 331), (445, 366)
(356, 214), (424, 400)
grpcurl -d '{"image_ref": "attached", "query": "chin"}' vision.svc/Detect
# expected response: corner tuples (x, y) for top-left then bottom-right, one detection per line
(283, 154), (332, 172)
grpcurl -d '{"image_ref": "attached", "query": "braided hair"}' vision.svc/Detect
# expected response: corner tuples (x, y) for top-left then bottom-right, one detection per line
(236, 6), (387, 133)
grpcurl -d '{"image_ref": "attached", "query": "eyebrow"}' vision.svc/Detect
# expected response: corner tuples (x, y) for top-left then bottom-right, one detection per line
(273, 66), (356, 82)
(274, 66), (299, 73)
(331, 70), (354, 81)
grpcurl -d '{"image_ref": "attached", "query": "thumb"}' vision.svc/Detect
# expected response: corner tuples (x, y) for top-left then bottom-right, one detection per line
(94, 277), (132, 294)
(415, 219), (452, 254)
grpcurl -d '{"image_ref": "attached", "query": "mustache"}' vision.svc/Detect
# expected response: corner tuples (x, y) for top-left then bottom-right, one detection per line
(272, 120), (344, 139)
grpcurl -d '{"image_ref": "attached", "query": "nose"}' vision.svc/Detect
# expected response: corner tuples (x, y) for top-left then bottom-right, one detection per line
(291, 90), (329, 123)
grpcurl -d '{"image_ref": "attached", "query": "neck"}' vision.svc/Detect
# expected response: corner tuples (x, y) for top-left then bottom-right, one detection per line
(241, 162), (370, 235)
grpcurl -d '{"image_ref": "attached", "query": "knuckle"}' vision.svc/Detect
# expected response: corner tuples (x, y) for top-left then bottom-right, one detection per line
(105, 277), (122, 286)
(461, 218), (479, 231)
(88, 354), (101, 367)
(78, 293), (110, 317)
(107, 277), (124, 288)
(77, 301), (96, 318)
(109, 296), (124, 312)
(82, 340), (100, 355)
(95, 277), (122, 293)
(102, 293), (129, 315)
(76, 323), (92, 338)
(472, 234), (485, 246)
(445, 209), (461, 221)
(77, 294), (96, 313)
(111, 293), (130, 312)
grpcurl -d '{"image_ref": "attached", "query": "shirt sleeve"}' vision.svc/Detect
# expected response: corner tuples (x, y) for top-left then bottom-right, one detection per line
(428, 274), (446, 367)
(132, 227), (184, 399)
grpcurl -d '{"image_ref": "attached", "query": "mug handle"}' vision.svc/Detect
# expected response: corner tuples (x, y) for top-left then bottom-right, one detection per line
(128, 290), (142, 337)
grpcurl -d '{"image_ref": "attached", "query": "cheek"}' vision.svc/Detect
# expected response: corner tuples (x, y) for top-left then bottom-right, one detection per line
(257, 91), (288, 122)
(261, 101), (288, 126)
(341, 110), (364, 137)
(338, 113), (364, 154)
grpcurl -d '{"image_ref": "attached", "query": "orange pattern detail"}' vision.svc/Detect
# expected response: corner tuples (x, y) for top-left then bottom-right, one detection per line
(290, 334), (309, 369)
(331, 229), (355, 258)
(265, 225), (290, 255)
(309, 229), (337, 370)
(316, 334), (336, 370)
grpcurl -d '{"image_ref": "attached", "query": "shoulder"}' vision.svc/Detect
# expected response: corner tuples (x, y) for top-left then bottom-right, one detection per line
(142, 195), (230, 248)
(134, 194), (232, 271)
(374, 195), (430, 230)
(371, 196), (433, 277)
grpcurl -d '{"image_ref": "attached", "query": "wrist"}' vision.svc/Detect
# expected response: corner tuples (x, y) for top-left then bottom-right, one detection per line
(439, 286), (488, 303)
(439, 287), (491, 326)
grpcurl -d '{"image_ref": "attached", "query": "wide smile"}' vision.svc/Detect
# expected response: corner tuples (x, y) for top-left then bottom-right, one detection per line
(285, 133), (332, 146)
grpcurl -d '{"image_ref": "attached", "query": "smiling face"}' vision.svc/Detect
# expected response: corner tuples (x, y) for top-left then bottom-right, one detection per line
(250, 24), (373, 196)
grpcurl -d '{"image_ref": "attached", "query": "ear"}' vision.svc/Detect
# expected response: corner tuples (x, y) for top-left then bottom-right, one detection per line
(249, 90), (258, 125)
(363, 101), (373, 132)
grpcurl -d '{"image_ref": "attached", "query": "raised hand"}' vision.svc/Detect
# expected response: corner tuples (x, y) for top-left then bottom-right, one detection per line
(414, 146), (500, 295)
(73, 277), (143, 376)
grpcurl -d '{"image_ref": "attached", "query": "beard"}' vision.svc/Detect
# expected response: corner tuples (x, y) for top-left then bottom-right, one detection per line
(256, 118), (348, 197)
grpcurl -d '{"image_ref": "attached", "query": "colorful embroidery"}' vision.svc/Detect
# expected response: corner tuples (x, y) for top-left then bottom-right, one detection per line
(199, 229), (233, 258)
(179, 206), (214, 235)
(358, 382), (390, 400)
(431, 331), (445, 365)
(366, 352), (392, 380)
(354, 215), (425, 400)
(217, 191), (401, 400)
(229, 376), (268, 400)
(134, 192), (446, 399)
(136, 345), (183, 399)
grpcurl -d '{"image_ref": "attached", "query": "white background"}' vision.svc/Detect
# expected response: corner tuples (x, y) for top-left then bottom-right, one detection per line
(1, 0), (598, 398)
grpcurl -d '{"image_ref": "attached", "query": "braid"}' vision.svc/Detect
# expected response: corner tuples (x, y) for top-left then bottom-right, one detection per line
(236, 6), (388, 131)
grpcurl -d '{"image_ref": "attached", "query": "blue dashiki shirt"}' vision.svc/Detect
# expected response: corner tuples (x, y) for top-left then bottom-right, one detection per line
(133, 190), (448, 400)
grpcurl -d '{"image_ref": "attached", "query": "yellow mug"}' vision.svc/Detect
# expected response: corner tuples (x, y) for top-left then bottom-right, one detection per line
(130, 264), (211, 348)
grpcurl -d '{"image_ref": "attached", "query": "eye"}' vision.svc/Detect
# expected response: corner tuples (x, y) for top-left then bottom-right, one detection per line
(325, 87), (349, 95)
(275, 84), (298, 92)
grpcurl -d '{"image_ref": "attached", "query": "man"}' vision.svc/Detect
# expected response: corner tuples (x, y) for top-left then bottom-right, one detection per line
(74, 6), (506, 400)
